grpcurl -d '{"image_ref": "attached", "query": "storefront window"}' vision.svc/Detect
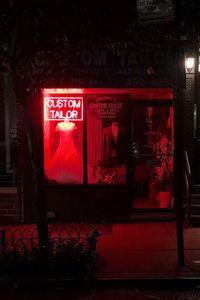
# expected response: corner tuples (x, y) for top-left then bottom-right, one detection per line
(43, 94), (83, 184)
(131, 105), (174, 209)
(87, 95), (127, 184)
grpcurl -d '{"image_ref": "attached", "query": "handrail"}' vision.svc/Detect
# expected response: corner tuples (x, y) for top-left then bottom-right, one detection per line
(0, 162), (14, 171)
(0, 162), (17, 187)
(184, 150), (192, 226)
(185, 150), (191, 178)
(0, 162), (23, 222)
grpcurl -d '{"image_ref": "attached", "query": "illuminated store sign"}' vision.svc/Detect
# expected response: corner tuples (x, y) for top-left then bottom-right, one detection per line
(44, 96), (83, 121)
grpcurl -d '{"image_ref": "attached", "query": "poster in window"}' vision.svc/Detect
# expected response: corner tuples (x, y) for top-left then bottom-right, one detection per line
(87, 95), (127, 184)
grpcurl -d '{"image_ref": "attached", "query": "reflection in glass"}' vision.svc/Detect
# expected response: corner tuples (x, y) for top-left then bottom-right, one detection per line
(132, 106), (174, 209)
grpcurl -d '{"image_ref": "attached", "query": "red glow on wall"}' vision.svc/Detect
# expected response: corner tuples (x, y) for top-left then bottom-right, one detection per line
(42, 88), (84, 94)
(44, 96), (83, 121)
(42, 88), (173, 99)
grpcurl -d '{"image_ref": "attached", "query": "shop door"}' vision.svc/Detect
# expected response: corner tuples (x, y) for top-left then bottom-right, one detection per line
(130, 103), (174, 209)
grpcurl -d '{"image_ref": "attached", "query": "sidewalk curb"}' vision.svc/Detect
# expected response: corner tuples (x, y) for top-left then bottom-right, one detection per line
(1, 276), (200, 291)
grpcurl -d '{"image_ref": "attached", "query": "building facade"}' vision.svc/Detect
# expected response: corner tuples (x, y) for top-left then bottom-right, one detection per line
(0, 0), (198, 224)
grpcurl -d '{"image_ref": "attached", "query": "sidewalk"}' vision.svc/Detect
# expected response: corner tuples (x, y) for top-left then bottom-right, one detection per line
(94, 222), (200, 280)
(1, 221), (200, 282)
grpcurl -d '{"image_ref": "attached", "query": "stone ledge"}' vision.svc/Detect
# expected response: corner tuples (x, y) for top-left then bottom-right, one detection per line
(0, 187), (18, 194)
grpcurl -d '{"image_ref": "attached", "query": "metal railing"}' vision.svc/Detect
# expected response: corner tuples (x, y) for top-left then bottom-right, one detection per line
(0, 162), (24, 223)
(0, 224), (100, 276)
(183, 150), (192, 226)
(0, 162), (17, 187)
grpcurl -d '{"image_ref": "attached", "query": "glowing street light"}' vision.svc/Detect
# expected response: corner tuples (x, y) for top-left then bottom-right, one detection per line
(185, 57), (195, 73)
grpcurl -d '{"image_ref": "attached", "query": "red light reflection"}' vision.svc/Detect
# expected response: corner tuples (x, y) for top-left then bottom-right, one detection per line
(44, 120), (83, 184)
(42, 88), (83, 94)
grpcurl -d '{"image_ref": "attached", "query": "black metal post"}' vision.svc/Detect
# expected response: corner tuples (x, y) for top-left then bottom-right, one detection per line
(0, 230), (6, 259)
(36, 92), (48, 261)
(194, 47), (200, 182)
(27, 92), (48, 263)
(35, 168), (48, 257)
(174, 0), (185, 266)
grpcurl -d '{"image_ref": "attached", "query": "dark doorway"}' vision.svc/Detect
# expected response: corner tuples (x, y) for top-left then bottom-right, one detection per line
(129, 101), (174, 209)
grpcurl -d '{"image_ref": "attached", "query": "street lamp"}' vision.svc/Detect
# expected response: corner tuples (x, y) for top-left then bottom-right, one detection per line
(185, 57), (195, 73)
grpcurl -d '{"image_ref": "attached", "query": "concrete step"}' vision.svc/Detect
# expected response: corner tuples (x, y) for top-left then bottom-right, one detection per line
(130, 212), (176, 222)
(0, 202), (17, 209)
(189, 204), (200, 215)
(0, 174), (14, 186)
(190, 215), (200, 227)
(0, 187), (18, 193)
(190, 194), (200, 204)
(0, 215), (18, 224)
(189, 203), (200, 213)
(0, 199), (18, 206)
(0, 187), (20, 223)
(0, 188), (18, 203)
(0, 195), (18, 206)
(0, 209), (19, 216)
(192, 184), (200, 194)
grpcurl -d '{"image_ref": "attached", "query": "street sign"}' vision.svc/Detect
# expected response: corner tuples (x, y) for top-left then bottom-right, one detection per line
(137, 0), (174, 24)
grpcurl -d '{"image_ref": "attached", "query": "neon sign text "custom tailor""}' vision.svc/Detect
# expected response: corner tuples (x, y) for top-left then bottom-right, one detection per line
(44, 97), (83, 121)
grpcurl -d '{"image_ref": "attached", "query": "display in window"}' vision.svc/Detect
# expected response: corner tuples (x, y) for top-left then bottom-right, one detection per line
(87, 96), (127, 184)
(43, 94), (83, 184)
(132, 106), (174, 209)
(45, 121), (83, 184)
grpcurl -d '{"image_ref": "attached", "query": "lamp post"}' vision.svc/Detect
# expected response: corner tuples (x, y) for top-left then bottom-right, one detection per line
(184, 53), (196, 177)
(196, 49), (200, 141)
(193, 47), (200, 182)
(174, 0), (185, 265)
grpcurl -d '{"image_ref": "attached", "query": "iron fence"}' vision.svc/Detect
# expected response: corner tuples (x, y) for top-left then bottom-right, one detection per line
(0, 224), (100, 276)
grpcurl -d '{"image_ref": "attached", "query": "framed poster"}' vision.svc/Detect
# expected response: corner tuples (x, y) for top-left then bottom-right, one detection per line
(87, 95), (127, 184)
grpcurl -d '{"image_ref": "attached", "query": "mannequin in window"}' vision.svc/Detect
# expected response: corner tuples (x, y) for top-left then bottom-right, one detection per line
(155, 129), (172, 185)
(102, 122), (125, 164)
(46, 121), (83, 184)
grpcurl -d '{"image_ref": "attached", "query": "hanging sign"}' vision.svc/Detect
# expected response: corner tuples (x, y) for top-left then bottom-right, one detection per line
(44, 96), (83, 121)
(137, 0), (174, 24)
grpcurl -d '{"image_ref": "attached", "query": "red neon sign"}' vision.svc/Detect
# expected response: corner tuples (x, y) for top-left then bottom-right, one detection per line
(44, 96), (83, 121)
